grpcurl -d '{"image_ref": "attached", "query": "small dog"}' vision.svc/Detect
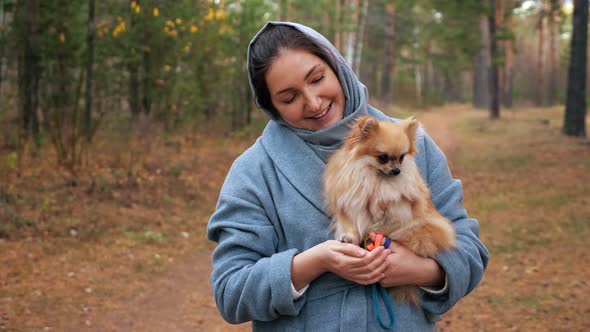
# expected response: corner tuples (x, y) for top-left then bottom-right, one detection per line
(323, 115), (456, 305)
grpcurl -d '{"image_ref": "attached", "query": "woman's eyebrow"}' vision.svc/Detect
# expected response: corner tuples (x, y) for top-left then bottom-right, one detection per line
(276, 64), (321, 96)
(303, 64), (320, 80)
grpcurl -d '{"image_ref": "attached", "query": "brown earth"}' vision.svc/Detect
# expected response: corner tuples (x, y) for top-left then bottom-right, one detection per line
(2, 106), (589, 331)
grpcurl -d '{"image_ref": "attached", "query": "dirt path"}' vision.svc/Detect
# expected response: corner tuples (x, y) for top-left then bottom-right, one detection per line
(87, 109), (464, 332)
(86, 252), (250, 332)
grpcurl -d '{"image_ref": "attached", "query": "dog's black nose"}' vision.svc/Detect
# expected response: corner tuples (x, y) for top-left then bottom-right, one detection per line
(390, 168), (400, 176)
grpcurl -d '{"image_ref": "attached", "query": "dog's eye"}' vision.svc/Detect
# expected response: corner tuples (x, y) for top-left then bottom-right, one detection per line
(399, 154), (405, 163)
(377, 154), (389, 164)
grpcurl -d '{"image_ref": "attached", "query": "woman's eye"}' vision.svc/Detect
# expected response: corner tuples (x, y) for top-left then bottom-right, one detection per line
(284, 94), (297, 104)
(312, 75), (324, 84)
(377, 154), (389, 164)
(399, 154), (405, 163)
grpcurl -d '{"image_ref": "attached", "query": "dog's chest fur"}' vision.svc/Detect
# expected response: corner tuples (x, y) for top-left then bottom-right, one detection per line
(338, 157), (422, 239)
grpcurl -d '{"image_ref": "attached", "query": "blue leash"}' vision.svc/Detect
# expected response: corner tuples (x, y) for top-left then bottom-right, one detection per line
(371, 283), (396, 330)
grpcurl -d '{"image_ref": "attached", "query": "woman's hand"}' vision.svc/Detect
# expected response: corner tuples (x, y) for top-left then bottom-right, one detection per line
(320, 240), (391, 285)
(378, 240), (445, 289)
(291, 240), (391, 290)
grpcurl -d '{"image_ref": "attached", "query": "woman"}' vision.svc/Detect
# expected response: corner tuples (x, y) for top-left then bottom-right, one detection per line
(207, 21), (488, 331)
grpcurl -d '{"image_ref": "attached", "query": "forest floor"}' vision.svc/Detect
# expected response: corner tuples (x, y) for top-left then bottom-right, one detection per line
(1, 105), (589, 331)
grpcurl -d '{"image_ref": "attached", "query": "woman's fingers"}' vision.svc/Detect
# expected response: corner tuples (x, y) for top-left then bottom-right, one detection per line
(330, 240), (366, 258)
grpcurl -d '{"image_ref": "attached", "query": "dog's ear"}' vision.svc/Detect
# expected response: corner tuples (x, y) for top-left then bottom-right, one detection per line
(355, 116), (378, 139)
(403, 117), (420, 153)
(403, 117), (419, 140)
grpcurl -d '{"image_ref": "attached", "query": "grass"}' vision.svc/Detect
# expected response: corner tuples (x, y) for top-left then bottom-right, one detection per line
(439, 106), (590, 332)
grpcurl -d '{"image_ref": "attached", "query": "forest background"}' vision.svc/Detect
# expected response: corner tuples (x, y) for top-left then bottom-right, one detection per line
(0, 0), (589, 331)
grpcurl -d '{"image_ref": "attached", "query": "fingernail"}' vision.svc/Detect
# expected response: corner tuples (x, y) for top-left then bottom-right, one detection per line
(358, 250), (366, 256)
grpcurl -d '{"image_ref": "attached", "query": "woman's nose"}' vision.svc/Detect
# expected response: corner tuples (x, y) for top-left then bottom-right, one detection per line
(303, 91), (321, 112)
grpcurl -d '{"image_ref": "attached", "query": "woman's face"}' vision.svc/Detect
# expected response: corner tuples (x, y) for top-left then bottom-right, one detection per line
(265, 48), (345, 131)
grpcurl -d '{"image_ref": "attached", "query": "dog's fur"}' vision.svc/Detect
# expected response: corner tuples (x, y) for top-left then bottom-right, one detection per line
(323, 116), (456, 305)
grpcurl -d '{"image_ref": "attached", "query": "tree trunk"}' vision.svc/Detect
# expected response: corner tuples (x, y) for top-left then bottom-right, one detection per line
(335, 0), (342, 51)
(536, 12), (545, 106)
(84, 0), (95, 140)
(18, 0), (40, 140)
(142, 44), (151, 114)
(0, 1), (6, 105)
(380, 3), (395, 105)
(128, 0), (140, 119)
(345, 0), (357, 67)
(563, 0), (588, 137)
(488, 0), (500, 119)
(473, 17), (489, 109)
(503, 7), (514, 108)
(547, 0), (559, 105)
(352, 0), (368, 74)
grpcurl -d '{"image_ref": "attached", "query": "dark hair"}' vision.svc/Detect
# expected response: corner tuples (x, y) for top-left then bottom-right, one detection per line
(248, 25), (339, 116)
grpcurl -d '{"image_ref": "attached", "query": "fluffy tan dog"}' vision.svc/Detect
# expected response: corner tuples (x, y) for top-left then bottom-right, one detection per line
(323, 115), (456, 305)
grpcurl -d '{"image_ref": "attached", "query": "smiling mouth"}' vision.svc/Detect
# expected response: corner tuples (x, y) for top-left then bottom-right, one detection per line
(309, 102), (332, 119)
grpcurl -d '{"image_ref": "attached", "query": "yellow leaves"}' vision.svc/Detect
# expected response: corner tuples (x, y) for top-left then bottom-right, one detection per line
(58, 33), (66, 43)
(163, 65), (172, 72)
(220, 24), (233, 34)
(165, 20), (175, 28)
(215, 10), (227, 21)
(113, 21), (126, 38)
(190, 25), (198, 34)
(205, 7), (227, 22)
(204, 8), (214, 21)
(153, 8), (159, 17)
(96, 20), (109, 40)
(131, 1), (140, 14)
(175, 18), (182, 25)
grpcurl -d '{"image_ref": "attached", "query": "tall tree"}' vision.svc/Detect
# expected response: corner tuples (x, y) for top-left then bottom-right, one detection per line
(334, 0), (343, 50)
(352, 0), (368, 74)
(0, 1), (8, 104)
(488, 0), (500, 119)
(535, 2), (546, 106)
(473, 17), (489, 109)
(547, 0), (560, 105)
(83, 0), (96, 140)
(502, 5), (514, 108)
(380, 2), (395, 105)
(17, 0), (40, 141)
(128, 0), (140, 118)
(344, 0), (357, 67)
(563, 0), (588, 137)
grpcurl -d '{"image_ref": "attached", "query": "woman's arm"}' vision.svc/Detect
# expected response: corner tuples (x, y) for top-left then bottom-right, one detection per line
(417, 131), (489, 315)
(208, 191), (302, 324)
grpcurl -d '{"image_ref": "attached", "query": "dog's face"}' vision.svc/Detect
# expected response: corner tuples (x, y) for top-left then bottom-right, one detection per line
(346, 116), (419, 177)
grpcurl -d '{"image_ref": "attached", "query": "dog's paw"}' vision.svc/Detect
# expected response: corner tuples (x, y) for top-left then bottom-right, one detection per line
(338, 235), (354, 244)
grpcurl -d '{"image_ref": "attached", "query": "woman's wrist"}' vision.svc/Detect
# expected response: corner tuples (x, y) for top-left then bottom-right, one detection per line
(417, 257), (445, 288)
(291, 244), (328, 290)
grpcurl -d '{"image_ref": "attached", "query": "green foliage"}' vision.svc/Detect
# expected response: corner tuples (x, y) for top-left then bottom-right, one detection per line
(125, 230), (165, 244)
(3, 0), (576, 149)
(4, 152), (17, 169)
